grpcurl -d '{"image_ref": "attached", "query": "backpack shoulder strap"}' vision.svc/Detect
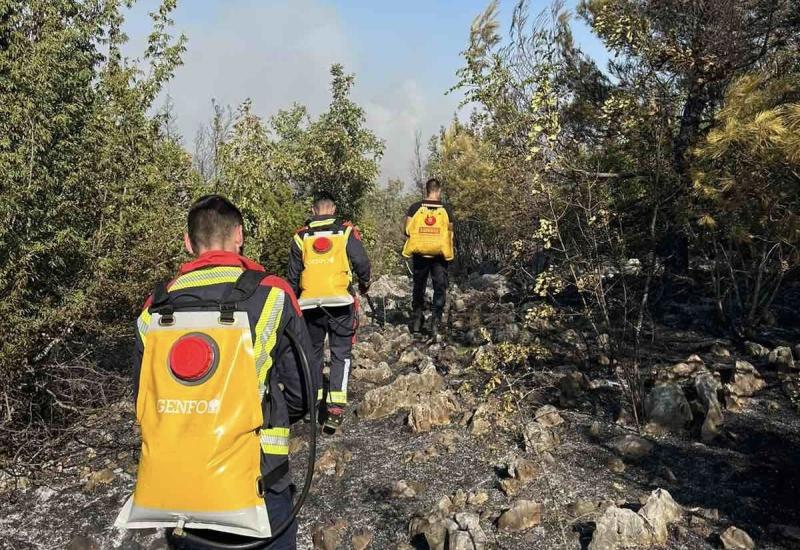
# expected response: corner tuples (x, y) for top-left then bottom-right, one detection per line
(148, 281), (175, 324)
(220, 269), (269, 323)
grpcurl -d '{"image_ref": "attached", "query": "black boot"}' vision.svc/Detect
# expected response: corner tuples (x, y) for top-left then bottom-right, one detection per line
(430, 312), (442, 339)
(411, 310), (424, 333)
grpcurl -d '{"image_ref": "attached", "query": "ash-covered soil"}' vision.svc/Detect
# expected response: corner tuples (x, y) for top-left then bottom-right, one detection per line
(2, 275), (800, 550)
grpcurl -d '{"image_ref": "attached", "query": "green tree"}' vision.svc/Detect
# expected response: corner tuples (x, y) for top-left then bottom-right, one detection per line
(294, 64), (385, 220)
(214, 100), (307, 275)
(692, 70), (800, 330)
(0, 0), (193, 438)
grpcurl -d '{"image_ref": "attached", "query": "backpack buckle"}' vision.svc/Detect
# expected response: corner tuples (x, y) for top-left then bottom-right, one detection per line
(219, 304), (236, 324)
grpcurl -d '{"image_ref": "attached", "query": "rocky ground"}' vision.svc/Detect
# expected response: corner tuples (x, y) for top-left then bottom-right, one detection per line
(2, 274), (800, 550)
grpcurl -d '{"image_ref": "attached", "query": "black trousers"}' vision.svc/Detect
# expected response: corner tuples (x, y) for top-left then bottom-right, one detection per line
(167, 485), (297, 549)
(304, 304), (356, 406)
(412, 254), (449, 316)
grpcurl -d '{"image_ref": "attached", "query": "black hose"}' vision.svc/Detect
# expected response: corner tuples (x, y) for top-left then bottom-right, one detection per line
(172, 328), (317, 549)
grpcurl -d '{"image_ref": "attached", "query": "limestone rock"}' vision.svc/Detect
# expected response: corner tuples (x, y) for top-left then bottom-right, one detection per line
(507, 456), (538, 483)
(695, 372), (724, 442)
(368, 275), (410, 299)
(409, 515), (448, 550)
(358, 364), (443, 420)
(726, 360), (766, 408)
(314, 447), (353, 478)
(352, 529), (373, 550)
(468, 405), (492, 436)
(644, 384), (692, 433)
(448, 511), (488, 550)
(467, 491), (489, 506)
(712, 343), (731, 357)
(499, 478), (522, 496)
(523, 422), (561, 454)
(83, 468), (115, 491)
(448, 530), (475, 550)
(408, 391), (460, 432)
(534, 404), (564, 427)
(589, 507), (652, 550)
(608, 434), (653, 459)
(568, 499), (613, 518)
(392, 479), (425, 499)
(607, 457), (626, 474)
(769, 346), (795, 370)
(497, 500), (543, 532)
(312, 519), (348, 550)
(745, 341), (770, 360)
(352, 362), (392, 384)
(399, 348), (427, 367)
(639, 489), (682, 543)
(720, 526), (755, 550)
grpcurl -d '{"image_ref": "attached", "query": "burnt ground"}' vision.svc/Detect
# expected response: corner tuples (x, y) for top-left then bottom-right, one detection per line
(2, 277), (800, 550)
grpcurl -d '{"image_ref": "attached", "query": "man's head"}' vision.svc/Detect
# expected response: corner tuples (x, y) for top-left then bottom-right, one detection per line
(425, 177), (443, 200)
(184, 195), (244, 256)
(311, 191), (337, 216)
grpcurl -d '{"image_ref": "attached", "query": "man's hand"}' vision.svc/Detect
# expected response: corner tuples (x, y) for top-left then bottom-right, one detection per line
(358, 281), (370, 295)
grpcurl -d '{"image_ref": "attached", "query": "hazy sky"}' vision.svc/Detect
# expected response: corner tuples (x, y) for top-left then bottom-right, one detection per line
(123, 0), (608, 186)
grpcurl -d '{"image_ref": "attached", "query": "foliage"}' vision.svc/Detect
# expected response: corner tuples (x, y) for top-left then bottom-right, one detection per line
(213, 100), (307, 275)
(691, 70), (800, 330)
(270, 65), (385, 220)
(0, 0), (193, 438)
(359, 178), (415, 277)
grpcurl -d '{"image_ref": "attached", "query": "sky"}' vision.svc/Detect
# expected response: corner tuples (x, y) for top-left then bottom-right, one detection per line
(123, 0), (609, 186)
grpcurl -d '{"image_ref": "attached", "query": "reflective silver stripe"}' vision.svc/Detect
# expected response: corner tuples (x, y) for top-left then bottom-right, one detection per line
(259, 434), (289, 446)
(254, 289), (285, 397)
(168, 266), (243, 291)
(341, 358), (351, 395)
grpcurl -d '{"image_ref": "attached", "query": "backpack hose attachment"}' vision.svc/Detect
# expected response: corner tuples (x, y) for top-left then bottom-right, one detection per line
(170, 327), (317, 549)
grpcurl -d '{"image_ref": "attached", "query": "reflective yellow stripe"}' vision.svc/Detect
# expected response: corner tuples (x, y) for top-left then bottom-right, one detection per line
(168, 266), (243, 291)
(137, 310), (151, 339)
(260, 427), (290, 455)
(253, 288), (285, 397)
(317, 388), (324, 401)
(293, 234), (303, 250)
(309, 218), (337, 228)
(328, 391), (347, 405)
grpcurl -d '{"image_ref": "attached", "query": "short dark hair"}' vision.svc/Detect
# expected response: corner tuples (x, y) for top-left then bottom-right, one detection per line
(425, 177), (442, 195)
(312, 191), (336, 212)
(187, 195), (244, 251)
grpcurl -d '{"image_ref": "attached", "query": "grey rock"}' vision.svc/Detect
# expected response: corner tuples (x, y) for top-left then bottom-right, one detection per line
(639, 489), (682, 544)
(534, 404), (564, 427)
(608, 434), (654, 459)
(644, 384), (692, 433)
(726, 360), (766, 404)
(497, 500), (543, 531)
(523, 422), (561, 453)
(769, 346), (795, 370)
(695, 372), (724, 442)
(720, 526), (755, 549)
(589, 507), (652, 550)
(745, 341), (770, 359)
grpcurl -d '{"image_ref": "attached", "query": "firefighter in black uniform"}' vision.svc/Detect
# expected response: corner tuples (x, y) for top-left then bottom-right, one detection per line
(403, 178), (455, 337)
(287, 192), (371, 434)
(127, 195), (320, 550)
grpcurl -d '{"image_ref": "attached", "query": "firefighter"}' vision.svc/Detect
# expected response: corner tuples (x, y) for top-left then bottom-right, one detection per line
(288, 192), (371, 434)
(121, 195), (320, 550)
(402, 177), (455, 337)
